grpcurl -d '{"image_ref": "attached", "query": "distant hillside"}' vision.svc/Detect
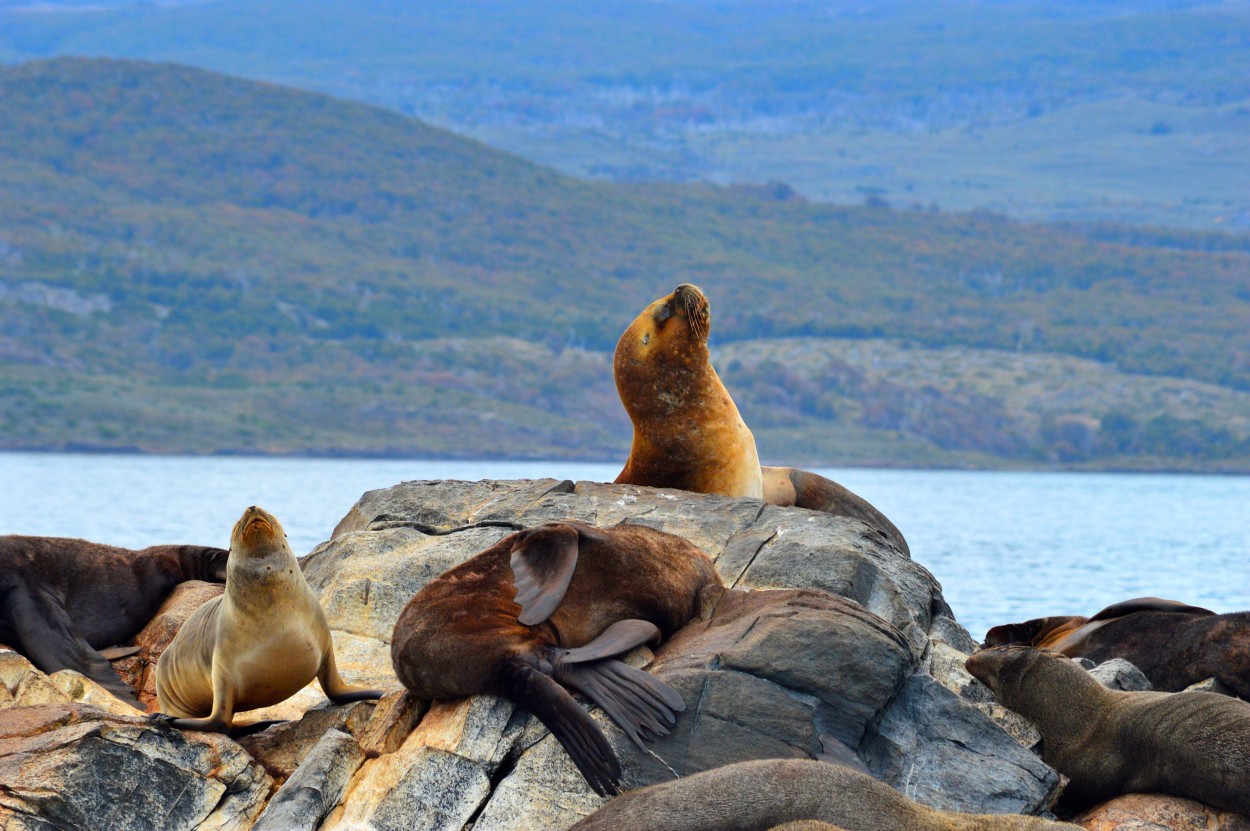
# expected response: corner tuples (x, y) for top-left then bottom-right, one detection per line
(1, 58), (1249, 470)
(1, 1), (1247, 229)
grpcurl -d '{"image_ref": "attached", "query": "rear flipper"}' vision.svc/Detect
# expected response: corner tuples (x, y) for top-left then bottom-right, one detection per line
(552, 618), (686, 751)
(7, 584), (142, 707)
(498, 656), (621, 796)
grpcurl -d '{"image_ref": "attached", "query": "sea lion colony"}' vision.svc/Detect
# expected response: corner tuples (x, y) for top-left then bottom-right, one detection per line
(2, 284), (1245, 827)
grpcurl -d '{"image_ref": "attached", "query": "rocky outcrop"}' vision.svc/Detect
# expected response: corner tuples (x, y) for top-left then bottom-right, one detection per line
(17, 477), (1233, 830)
(0, 704), (272, 830)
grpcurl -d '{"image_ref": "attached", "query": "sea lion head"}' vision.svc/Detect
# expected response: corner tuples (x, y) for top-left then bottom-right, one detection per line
(230, 506), (287, 558)
(964, 644), (1045, 699)
(617, 283), (711, 360)
(614, 284), (715, 416)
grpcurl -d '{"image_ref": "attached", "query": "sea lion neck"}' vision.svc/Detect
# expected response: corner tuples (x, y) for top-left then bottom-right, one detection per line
(997, 650), (1111, 751)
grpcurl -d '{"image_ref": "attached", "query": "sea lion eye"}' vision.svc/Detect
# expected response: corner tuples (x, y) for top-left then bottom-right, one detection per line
(658, 305), (672, 322)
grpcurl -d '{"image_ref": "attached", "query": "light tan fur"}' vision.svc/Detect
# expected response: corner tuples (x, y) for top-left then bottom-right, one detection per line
(155, 506), (382, 730)
(568, 759), (1075, 831)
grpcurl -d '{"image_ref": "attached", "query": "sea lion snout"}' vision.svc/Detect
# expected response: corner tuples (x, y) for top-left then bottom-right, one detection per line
(964, 645), (1018, 692)
(232, 506), (282, 548)
(672, 283), (710, 341)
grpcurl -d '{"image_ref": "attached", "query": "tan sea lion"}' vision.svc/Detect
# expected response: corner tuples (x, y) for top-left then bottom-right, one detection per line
(613, 284), (908, 554)
(965, 645), (1250, 815)
(567, 758), (1076, 830)
(0, 535), (227, 705)
(982, 598), (1250, 696)
(155, 506), (384, 731)
(390, 520), (721, 796)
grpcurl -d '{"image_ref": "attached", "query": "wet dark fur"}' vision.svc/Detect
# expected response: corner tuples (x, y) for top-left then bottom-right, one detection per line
(0, 535), (227, 703)
(391, 520), (720, 795)
(967, 646), (1250, 816)
(983, 599), (1249, 696)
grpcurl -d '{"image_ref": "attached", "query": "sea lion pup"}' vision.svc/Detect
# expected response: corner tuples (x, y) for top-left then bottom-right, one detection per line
(390, 520), (720, 796)
(155, 506), (384, 732)
(966, 645), (1250, 815)
(982, 598), (1250, 696)
(613, 284), (908, 555)
(0, 534), (227, 705)
(567, 758), (1075, 830)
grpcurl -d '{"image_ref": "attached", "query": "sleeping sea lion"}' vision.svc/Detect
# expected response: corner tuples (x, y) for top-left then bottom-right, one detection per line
(390, 520), (721, 796)
(155, 506), (384, 731)
(966, 645), (1250, 815)
(982, 598), (1250, 696)
(567, 758), (1076, 830)
(613, 284), (908, 555)
(0, 535), (227, 705)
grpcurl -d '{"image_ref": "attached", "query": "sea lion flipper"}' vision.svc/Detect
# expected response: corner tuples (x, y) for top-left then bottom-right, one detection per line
(509, 524), (580, 626)
(6, 585), (140, 704)
(1087, 597), (1216, 622)
(559, 620), (661, 664)
(498, 656), (621, 796)
(556, 656), (686, 751)
(99, 645), (143, 661)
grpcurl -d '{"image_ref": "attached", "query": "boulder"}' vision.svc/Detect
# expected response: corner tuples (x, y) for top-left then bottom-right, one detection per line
(0, 703), (272, 831)
(1087, 659), (1152, 692)
(1076, 793), (1250, 830)
(252, 729), (365, 831)
(302, 479), (1060, 827)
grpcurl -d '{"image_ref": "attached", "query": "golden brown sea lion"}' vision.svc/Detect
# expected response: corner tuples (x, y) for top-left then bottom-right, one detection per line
(154, 506), (384, 731)
(567, 758), (1076, 830)
(613, 284), (908, 554)
(390, 520), (721, 796)
(966, 645), (1250, 816)
(0, 535), (227, 705)
(981, 598), (1250, 696)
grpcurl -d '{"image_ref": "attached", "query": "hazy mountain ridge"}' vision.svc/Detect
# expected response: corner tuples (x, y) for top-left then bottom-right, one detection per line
(1, 58), (1248, 469)
(1, 0), (1247, 229)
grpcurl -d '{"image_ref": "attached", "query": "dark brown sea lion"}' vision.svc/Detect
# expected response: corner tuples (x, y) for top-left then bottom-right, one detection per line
(966, 645), (1250, 816)
(613, 284), (908, 554)
(155, 506), (384, 732)
(390, 520), (721, 796)
(567, 758), (1076, 830)
(0, 535), (227, 705)
(982, 598), (1250, 696)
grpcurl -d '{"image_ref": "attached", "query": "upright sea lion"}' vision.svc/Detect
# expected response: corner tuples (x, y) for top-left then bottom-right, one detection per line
(613, 284), (908, 555)
(966, 645), (1250, 815)
(0, 535), (227, 705)
(567, 758), (1076, 830)
(155, 506), (384, 731)
(390, 520), (721, 796)
(982, 598), (1250, 696)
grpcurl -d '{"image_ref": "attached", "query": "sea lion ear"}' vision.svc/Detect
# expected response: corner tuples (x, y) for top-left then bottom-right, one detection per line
(510, 524), (580, 626)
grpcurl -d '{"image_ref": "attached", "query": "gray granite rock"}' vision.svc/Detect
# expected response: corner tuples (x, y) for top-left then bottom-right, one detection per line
(1088, 659), (1152, 692)
(0, 703), (272, 831)
(252, 729), (365, 831)
(861, 673), (1061, 814)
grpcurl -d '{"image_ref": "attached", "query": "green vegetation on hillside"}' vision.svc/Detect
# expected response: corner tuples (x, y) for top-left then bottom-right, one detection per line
(1, 58), (1249, 469)
(1, 1), (1247, 229)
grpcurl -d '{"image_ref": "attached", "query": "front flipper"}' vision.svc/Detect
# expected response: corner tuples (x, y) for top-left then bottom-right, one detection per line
(7, 585), (142, 706)
(509, 524), (580, 626)
(498, 656), (621, 796)
(550, 619), (685, 751)
(318, 647), (386, 704)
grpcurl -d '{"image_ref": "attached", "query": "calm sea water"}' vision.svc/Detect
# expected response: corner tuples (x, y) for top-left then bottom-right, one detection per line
(2, 451), (1246, 641)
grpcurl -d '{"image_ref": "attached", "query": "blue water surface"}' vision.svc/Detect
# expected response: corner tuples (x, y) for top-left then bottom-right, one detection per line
(2, 452), (1246, 641)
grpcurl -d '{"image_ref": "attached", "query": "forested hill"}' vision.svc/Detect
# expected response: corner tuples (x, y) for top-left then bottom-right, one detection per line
(2, 58), (1249, 468)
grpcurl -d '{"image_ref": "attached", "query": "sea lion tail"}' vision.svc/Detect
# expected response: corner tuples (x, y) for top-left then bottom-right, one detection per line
(498, 657), (622, 796)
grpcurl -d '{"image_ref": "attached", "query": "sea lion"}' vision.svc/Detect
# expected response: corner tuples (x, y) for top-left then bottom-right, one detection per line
(982, 598), (1250, 696)
(0, 535), (227, 705)
(155, 506), (384, 731)
(390, 520), (721, 796)
(966, 645), (1250, 815)
(613, 284), (908, 555)
(567, 758), (1075, 830)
